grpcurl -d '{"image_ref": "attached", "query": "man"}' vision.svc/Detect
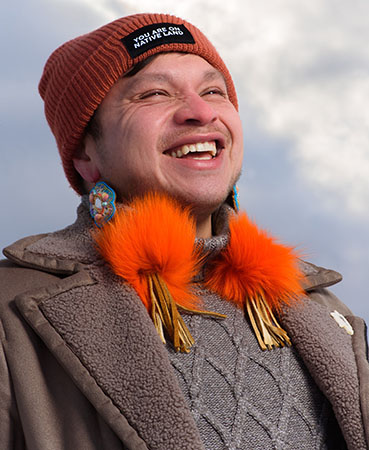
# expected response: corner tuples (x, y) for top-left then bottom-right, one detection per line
(0, 13), (368, 450)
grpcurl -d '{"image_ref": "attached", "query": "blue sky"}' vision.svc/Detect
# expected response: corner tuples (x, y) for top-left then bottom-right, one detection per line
(1, 0), (368, 325)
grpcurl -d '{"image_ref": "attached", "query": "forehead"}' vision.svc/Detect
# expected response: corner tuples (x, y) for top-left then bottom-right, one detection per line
(125, 52), (226, 86)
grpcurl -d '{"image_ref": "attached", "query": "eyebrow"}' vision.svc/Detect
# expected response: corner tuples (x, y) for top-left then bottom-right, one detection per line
(202, 69), (225, 82)
(128, 68), (225, 87)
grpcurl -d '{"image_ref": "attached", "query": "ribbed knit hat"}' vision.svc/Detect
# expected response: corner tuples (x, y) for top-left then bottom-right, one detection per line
(39, 13), (238, 194)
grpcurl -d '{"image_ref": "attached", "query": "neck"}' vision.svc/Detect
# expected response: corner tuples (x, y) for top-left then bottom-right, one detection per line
(195, 215), (212, 239)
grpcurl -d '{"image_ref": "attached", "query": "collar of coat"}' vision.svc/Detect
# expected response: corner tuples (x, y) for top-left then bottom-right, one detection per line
(3, 200), (368, 450)
(3, 199), (343, 291)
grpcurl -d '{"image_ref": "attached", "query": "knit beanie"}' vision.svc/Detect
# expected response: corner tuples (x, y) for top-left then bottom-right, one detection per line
(39, 13), (238, 194)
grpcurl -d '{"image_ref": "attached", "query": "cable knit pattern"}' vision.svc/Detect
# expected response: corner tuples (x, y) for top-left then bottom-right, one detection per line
(168, 289), (346, 450)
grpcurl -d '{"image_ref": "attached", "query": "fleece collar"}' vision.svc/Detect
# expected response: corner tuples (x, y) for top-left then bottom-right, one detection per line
(3, 200), (343, 292)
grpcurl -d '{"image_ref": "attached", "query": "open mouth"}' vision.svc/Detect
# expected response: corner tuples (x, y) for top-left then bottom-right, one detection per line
(165, 141), (221, 160)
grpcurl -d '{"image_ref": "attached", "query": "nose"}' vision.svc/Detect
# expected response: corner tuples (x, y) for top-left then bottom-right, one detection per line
(173, 93), (218, 126)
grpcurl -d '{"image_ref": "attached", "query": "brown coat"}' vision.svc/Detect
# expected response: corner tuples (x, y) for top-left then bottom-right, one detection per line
(1, 207), (368, 449)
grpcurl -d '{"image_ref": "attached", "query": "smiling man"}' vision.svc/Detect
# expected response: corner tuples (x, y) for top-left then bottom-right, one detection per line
(0, 13), (368, 450)
(74, 52), (243, 237)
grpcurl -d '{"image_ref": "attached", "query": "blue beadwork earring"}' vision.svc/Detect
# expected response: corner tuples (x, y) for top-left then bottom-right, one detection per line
(231, 185), (240, 212)
(89, 181), (116, 227)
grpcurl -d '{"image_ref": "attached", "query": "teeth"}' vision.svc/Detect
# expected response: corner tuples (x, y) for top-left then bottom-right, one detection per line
(192, 153), (213, 160)
(170, 141), (217, 158)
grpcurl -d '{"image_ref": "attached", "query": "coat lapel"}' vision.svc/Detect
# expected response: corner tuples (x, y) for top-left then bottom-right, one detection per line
(347, 315), (369, 446)
(15, 266), (204, 450)
(6, 204), (204, 449)
(280, 296), (367, 450)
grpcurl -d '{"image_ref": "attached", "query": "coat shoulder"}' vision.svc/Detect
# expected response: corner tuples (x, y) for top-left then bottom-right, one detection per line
(0, 259), (60, 312)
(307, 287), (353, 317)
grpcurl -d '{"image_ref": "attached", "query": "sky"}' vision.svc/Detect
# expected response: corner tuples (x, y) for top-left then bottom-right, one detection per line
(1, 0), (368, 326)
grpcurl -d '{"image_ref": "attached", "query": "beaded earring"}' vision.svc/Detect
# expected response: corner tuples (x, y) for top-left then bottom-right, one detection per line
(231, 185), (240, 212)
(89, 181), (116, 227)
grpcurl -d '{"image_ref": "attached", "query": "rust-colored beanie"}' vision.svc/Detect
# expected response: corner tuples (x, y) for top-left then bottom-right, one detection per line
(39, 13), (238, 194)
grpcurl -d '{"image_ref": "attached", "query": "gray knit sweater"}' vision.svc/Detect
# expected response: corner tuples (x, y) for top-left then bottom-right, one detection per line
(167, 237), (346, 450)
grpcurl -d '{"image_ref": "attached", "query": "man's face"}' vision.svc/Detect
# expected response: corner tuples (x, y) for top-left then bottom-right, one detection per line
(86, 52), (243, 215)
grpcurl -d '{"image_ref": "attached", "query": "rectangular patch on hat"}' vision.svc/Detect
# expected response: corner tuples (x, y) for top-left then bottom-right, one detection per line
(121, 23), (195, 59)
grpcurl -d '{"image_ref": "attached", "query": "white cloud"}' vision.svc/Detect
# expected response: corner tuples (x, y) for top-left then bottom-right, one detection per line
(66, 0), (119, 21)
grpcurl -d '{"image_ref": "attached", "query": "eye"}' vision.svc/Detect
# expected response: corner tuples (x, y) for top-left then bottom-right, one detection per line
(139, 89), (169, 100)
(202, 87), (228, 98)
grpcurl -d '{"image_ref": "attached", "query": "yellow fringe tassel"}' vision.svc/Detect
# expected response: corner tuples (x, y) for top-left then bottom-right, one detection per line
(148, 273), (226, 353)
(246, 292), (291, 351)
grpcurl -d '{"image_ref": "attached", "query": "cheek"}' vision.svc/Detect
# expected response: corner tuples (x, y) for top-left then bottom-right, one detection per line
(221, 105), (243, 143)
(230, 115), (244, 162)
(233, 112), (244, 141)
(118, 111), (160, 150)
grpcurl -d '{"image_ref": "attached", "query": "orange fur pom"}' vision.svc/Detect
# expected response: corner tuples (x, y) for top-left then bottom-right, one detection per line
(92, 192), (201, 311)
(205, 213), (305, 312)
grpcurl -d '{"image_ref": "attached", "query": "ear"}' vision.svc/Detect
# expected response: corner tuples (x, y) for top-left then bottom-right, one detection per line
(73, 134), (101, 184)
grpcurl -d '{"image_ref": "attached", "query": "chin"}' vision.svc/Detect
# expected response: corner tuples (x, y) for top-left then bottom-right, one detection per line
(173, 189), (230, 215)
